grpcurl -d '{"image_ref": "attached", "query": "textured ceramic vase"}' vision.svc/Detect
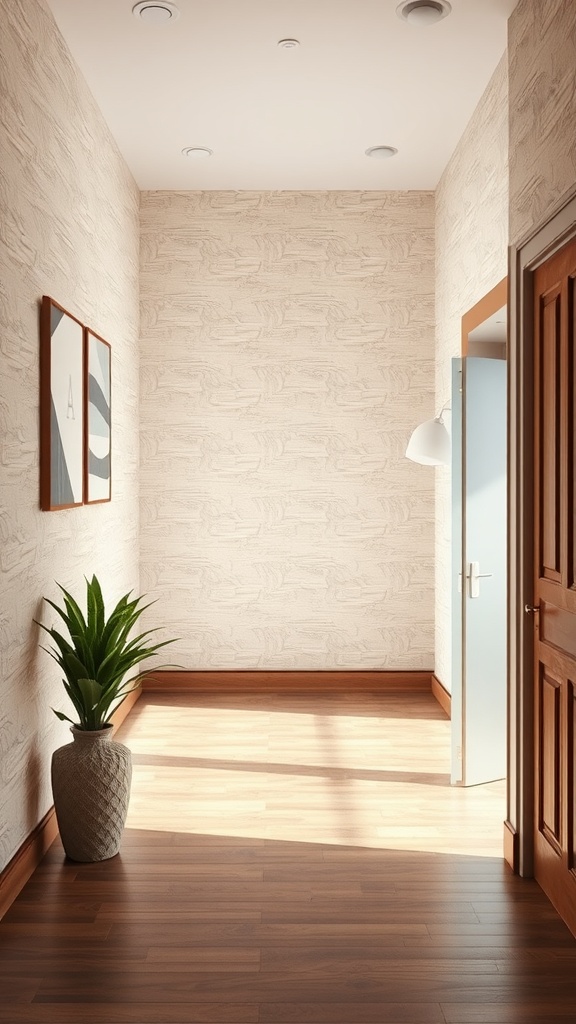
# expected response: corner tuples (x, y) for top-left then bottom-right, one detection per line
(51, 725), (132, 862)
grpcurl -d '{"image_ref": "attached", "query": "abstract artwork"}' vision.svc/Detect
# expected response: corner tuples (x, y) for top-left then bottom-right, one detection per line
(84, 329), (111, 504)
(40, 296), (85, 511)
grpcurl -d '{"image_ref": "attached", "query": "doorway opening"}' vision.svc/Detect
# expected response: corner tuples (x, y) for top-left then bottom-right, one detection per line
(451, 279), (508, 791)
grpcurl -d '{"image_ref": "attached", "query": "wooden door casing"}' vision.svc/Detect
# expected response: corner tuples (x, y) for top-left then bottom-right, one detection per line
(533, 238), (576, 935)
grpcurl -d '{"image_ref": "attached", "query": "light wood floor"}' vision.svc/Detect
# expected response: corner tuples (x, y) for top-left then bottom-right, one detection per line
(1, 689), (576, 1023)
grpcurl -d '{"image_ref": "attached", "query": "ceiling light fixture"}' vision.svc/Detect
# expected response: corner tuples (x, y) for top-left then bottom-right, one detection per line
(396, 0), (452, 26)
(181, 147), (213, 160)
(365, 146), (398, 160)
(277, 38), (300, 49)
(132, 2), (180, 24)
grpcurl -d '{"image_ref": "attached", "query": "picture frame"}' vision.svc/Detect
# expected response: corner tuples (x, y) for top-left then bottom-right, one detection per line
(84, 328), (112, 505)
(40, 296), (85, 511)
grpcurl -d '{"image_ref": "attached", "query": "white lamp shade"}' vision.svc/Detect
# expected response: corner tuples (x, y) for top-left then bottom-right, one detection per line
(405, 416), (450, 465)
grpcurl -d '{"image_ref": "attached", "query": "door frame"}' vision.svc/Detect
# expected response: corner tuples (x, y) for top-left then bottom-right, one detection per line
(461, 277), (508, 357)
(508, 187), (576, 876)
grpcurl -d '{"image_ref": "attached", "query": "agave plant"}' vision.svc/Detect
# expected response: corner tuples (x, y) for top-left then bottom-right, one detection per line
(37, 575), (176, 731)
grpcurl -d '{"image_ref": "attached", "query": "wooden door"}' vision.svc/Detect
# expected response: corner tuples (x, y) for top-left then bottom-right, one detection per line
(533, 237), (576, 935)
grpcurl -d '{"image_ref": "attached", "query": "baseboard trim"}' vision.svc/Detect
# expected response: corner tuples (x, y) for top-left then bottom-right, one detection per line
(0, 807), (59, 920)
(143, 670), (434, 692)
(431, 675), (451, 718)
(0, 687), (142, 921)
(109, 685), (142, 729)
(504, 820), (518, 872)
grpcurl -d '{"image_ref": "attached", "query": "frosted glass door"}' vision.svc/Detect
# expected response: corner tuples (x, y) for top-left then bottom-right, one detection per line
(451, 357), (507, 786)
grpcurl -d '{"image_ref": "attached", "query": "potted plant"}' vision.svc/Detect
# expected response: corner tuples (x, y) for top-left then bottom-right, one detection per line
(37, 574), (176, 862)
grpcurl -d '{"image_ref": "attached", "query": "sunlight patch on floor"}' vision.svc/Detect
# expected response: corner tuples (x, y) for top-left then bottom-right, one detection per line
(122, 698), (506, 859)
(126, 701), (451, 774)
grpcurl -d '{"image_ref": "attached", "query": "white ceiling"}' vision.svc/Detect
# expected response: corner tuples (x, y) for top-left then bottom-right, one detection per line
(468, 305), (507, 344)
(47, 0), (518, 191)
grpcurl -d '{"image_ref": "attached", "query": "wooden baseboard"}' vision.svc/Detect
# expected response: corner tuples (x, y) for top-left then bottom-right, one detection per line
(431, 675), (451, 718)
(0, 807), (58, 920)
(143, 670), (434, 692)
(504, 820), (518, 872)
(109, 685), (142, 730)
(0, 687), (142, 921)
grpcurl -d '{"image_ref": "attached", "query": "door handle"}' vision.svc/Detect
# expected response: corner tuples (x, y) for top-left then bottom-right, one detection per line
(525, 604), (540, 614)
(467, 561), (493, 599)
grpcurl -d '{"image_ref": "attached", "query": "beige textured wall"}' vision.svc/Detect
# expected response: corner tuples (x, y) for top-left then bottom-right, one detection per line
(434, 57), (509, 692)
(140, 191), (435, 670)
(509, 0), (576, 246)
(0, 0), (140, 869)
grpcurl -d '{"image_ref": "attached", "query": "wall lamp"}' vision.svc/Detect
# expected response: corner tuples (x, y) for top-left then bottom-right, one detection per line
(405, 401), (451, 466)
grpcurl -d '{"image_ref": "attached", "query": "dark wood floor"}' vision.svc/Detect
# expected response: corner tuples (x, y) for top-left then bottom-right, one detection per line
(1, 690), (576, 1023)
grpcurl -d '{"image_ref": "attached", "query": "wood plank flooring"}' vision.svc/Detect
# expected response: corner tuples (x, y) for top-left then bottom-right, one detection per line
(1, 690), (576, 1023)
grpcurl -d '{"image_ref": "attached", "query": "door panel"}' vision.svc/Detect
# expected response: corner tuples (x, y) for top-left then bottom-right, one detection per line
(570, 278), (576, 590)
(540, 290), (562, 580)
(452, 356), (507, 786)
(569, 679), (576, 870)
(538, 667), (562, 852)
(539, 597), (576, 659)
(533, 236), (576, 936)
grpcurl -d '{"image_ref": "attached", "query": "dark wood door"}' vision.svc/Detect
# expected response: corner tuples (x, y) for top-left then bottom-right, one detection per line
(533, 237), (576, 936)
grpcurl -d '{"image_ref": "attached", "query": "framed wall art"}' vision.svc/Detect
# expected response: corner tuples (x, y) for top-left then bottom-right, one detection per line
(84, 328), (111, 504)
(40, 296), (85, 511)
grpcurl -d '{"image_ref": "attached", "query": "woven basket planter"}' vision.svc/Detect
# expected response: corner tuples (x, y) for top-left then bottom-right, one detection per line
(51, 725), (132, 862)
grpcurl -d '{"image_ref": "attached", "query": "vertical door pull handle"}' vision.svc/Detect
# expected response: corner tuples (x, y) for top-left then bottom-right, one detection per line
(468, 561), (493, 599)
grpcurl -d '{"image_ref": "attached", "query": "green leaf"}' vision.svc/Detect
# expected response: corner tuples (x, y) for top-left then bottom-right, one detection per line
(52, 708), (75, 724)
(62, 679), (85, 724)
(76, 678), (103, 729)
(57, 584), (87, 634)
(77, 678), (103, 709)
(90, 575), (105, 630)
(41, 627), (74, 659)
(62, 651), (90, 684)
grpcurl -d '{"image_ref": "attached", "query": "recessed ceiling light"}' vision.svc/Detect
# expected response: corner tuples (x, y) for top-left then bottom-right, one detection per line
(365, 146), (398, 160)
(132, 2), (180, 24)
(277, 38), (300, 49)
(396, 1), (452, 25)
(181, 147), (213, 160)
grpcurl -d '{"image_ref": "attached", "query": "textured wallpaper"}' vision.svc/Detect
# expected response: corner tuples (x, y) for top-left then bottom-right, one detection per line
(0, 0), (140, 870)
(140, 191), (435, 670)
(434, 57), (509, 692)
(509, 0), (576, 246)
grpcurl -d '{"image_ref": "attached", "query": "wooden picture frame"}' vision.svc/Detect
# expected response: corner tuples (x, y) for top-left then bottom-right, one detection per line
(40, 296), (85, 511)
(84, 328), (112, 504)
